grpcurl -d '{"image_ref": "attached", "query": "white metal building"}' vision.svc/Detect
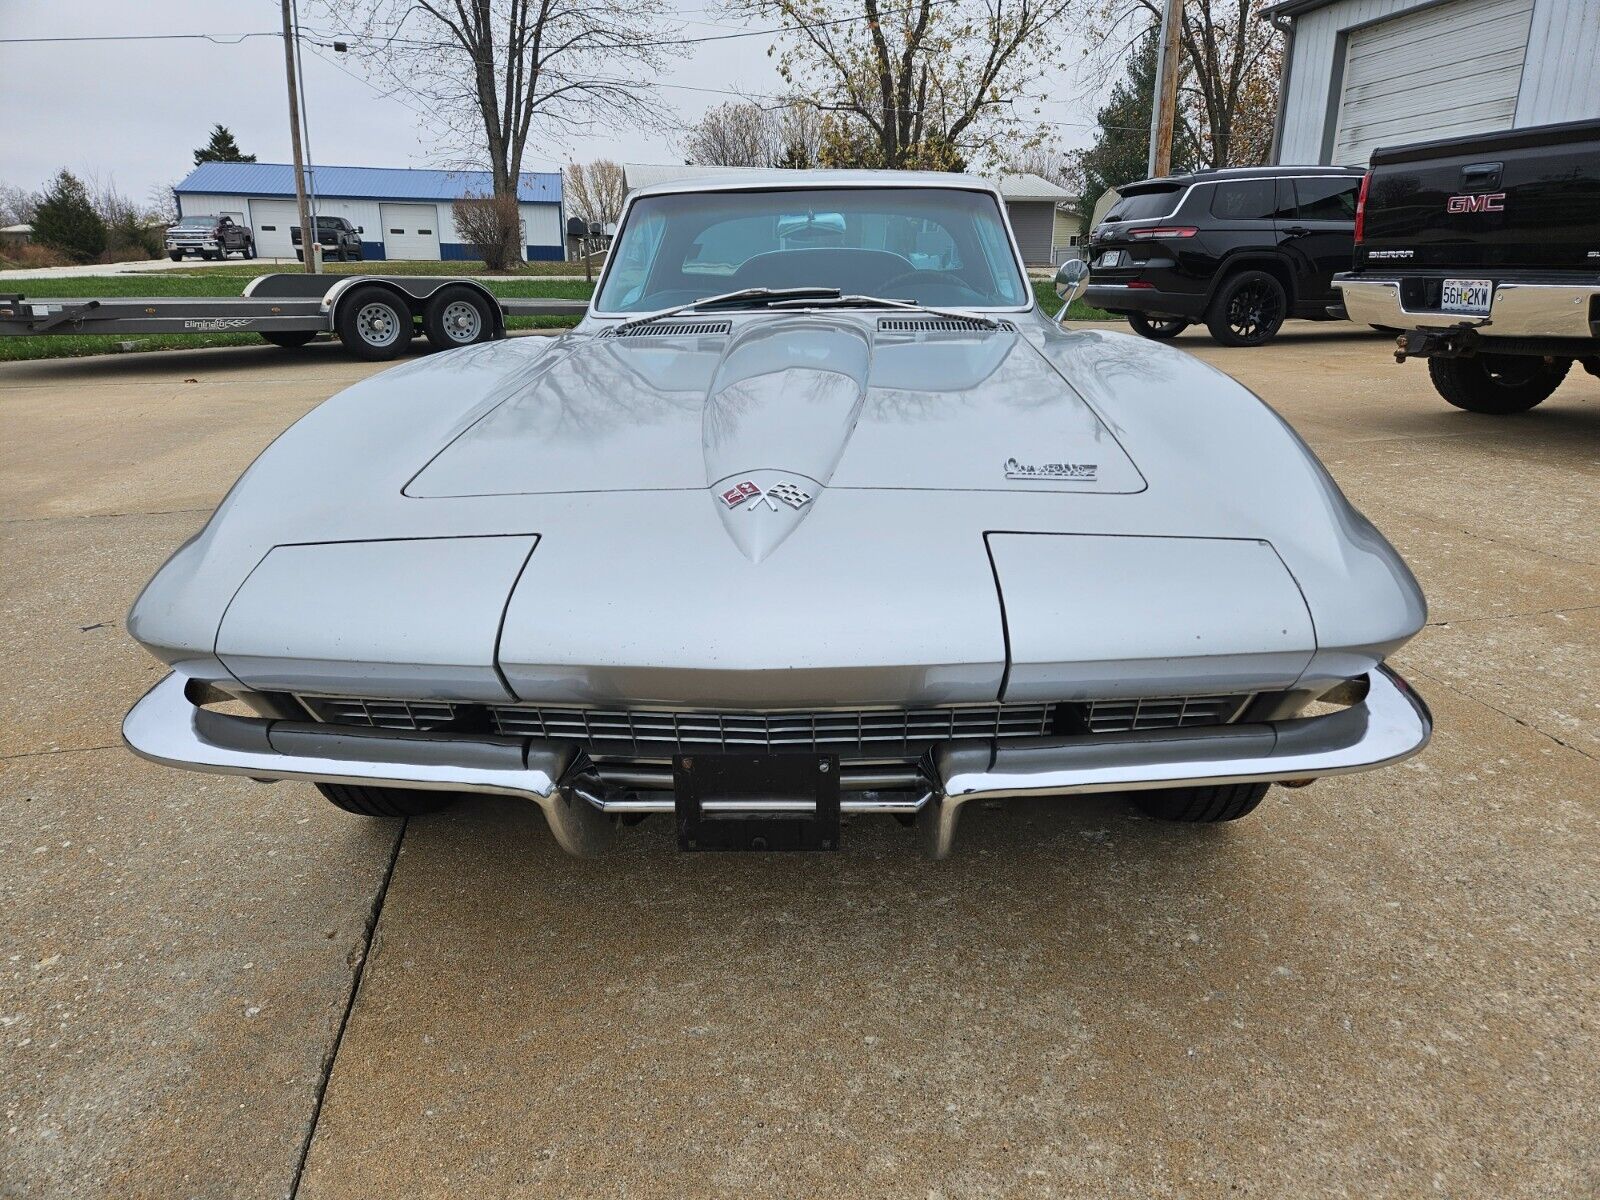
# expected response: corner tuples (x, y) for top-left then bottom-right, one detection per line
(1264, 0), (1600, 166)
(173, 162), (565, 262)
(621, 164), (1073, 265)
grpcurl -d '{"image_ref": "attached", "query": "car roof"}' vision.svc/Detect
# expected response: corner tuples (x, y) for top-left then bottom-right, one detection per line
(1118, 165), (1363, 194)
(628, 169), (1006, 200)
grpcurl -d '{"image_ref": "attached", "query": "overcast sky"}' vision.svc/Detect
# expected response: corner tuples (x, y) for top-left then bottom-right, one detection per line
(1, 0), (1101, 205)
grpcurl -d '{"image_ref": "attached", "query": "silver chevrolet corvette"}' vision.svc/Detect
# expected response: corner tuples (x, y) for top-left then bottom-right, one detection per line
(123, 172), (1431, 858)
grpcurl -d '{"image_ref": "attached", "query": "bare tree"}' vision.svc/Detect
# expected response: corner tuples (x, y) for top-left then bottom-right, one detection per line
(452, 192), (524, 269)
(0, 183), (38, 226)
(564, 159), (627, 226)
(999, 146), (1076, 189)
(319, 0), (683, 199)
(681, 102), (780, 167)
(726, 0), (1081, 171)
(679, 102), (826, 168)
(1084, 0), (1283, 168)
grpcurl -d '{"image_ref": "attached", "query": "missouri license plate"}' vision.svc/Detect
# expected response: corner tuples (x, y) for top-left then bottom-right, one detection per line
(1441, 278), (1492, 316)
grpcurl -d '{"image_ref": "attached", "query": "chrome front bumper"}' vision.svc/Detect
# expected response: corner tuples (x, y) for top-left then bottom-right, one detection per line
(123, 667), (1431, 859)
(1336, 276), (1599, 340)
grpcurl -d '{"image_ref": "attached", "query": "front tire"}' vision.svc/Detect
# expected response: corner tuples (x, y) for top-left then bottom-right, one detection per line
(1206, 270), (1287, 346)
(335, 285), (411, 361)
(168, 251), (183, 262)
(244, 239), (256, 260)
(1134, 782), (1269, 823)
(1428, 354), (1570, 414)
(1127, 313), (1190, 340)
(316, 783), (456, 818)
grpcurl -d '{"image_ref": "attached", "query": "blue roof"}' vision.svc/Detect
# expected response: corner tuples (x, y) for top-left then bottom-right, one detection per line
(175, 161), (561, 204)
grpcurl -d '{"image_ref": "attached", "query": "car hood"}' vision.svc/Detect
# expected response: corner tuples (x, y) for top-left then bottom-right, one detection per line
(405, 315), (1145, 500)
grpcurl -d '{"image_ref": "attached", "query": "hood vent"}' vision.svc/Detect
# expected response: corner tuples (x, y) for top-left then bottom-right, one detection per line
(603, 320), (732, 338)
(876, 316), (1016, 334)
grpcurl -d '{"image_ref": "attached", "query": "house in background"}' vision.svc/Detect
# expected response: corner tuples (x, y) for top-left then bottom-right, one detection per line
(1264, 0), (1600, 166)
(172, 162), (565, 262)
(621, 164), (1074, 267)
(0, 223), (32, 251)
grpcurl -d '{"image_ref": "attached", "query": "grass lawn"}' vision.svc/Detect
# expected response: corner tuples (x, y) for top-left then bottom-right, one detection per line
(0, 272), (1112, 362)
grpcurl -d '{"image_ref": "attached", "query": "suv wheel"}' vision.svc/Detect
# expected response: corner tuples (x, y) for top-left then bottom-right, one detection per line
(1127, 314), (1189, 340)
(1206, 270), (1287, 347)
(1428, 354), (1571, 414)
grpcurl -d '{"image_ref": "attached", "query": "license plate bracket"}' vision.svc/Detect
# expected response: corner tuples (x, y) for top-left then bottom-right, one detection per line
(673, 753), (840, 852)
(1441, 277), (1492, 316)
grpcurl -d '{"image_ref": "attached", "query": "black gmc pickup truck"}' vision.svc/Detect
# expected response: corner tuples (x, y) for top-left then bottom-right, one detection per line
(292, 216), (365, 262)
(1336, 118), (1600, 414)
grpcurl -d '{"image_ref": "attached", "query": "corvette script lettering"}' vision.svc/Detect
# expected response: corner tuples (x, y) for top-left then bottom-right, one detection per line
(721, 480), (812, 511)
(1005, 457), (1098, 481)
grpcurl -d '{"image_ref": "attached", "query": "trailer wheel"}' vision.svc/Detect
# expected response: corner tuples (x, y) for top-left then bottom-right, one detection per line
(422, 287), (495, 349)
(335, 285), (411, 361)
(261, 331), (318, 349)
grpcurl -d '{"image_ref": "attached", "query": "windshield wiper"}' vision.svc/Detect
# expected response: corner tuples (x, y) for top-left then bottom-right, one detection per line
(609, 286), (842, 334)
(766, 293), (1000, 329)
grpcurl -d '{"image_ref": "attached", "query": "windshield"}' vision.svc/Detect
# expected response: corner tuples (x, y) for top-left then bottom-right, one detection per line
(595, 187), (1028, 313)
(174, 217), (215, 227)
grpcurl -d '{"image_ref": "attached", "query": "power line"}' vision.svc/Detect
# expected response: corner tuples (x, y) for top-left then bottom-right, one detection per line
(0, 31), (281, 44)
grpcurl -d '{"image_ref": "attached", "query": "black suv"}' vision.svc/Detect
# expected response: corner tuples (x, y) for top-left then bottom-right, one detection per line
(1085, 166), (1365, 346)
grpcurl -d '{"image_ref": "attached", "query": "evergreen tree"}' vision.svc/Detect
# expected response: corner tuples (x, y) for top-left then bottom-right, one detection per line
(32, 170), (106, 263)
(1072, 31), (1197, 228)
(193, 124), (257, 166)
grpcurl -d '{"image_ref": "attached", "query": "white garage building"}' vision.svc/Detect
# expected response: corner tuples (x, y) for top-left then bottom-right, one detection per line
(172, 162), (565, 262)
(1265, 0), (1600, 166)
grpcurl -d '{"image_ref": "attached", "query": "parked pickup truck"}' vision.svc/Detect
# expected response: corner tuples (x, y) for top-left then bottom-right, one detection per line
(292, 216), (365, 262)
(1336, 118), (1600, 414)
(165, 214), (255, 261)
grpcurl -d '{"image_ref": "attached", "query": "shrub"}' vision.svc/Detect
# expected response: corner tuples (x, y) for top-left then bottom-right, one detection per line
(32, 170), (107, 263)
(451, 191), (523, 271)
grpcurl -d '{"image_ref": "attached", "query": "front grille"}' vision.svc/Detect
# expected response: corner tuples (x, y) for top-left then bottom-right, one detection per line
(295, 693), (1253, 746)
(488, 703), (1051, 758)
(1082, 694), (1249, 733)
(298, 696), (459, 730)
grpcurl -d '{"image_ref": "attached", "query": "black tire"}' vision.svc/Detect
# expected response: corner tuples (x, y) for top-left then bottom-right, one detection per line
(201, 250), (217, 261)
(316, 782), (456, 818)
(169, 251), (184, 262)
(1127, 313), (1190, 340)
(260, 330), (318, 349)
(244, 239), (255, 260)
(1428, 354), (1571, 414)
(1135, 782), (1270, 823)
(295, 248), (304, 262)
(1205, 270), (1288, 347)
(336, 245), (349, 262)
(422, 286), (496, 349)
(335, 284), (412, 361)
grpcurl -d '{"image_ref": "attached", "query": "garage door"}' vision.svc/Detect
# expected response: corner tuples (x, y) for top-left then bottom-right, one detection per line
(1330, 0), (1535, 166)
(249, 199), (302, 258)
(380, 203), (440, 261)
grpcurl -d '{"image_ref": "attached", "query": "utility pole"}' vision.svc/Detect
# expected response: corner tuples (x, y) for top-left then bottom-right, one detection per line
(1147, 0), (1183, 178)
(280, 0), (315, 273)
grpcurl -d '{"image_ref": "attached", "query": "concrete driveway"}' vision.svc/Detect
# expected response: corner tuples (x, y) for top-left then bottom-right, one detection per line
(3, 325), (1597, 1199)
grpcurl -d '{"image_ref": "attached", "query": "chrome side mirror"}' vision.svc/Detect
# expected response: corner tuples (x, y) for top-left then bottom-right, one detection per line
(1054, 258), (1090, 321)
